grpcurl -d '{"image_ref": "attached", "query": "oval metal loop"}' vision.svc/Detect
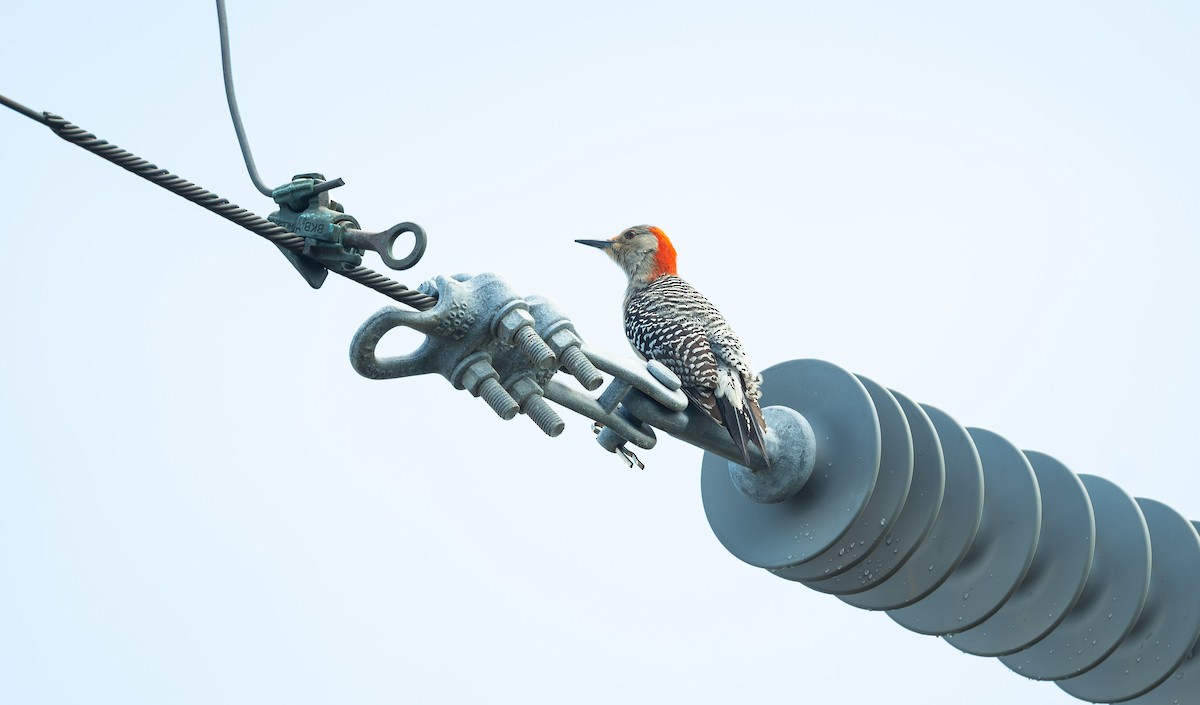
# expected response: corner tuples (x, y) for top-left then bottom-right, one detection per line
(377, 221), (428, 270)
(348, 306), (436, 380)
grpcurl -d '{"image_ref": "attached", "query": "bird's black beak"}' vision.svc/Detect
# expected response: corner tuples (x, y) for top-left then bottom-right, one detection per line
(575, 239), (613, 250)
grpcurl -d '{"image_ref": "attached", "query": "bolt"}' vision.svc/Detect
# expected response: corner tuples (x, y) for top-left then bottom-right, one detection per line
(477, 377), (520, 420)
(552, 330), (609, 388)
(311, 177), (346, 195)
(505, 375), (565, 437)
(494, 303), (557, 371)
(527, 296), (601, 385)
(524, 395), (565, 437)
(453, 354), (520, 420)
(513, 324), (558, 370)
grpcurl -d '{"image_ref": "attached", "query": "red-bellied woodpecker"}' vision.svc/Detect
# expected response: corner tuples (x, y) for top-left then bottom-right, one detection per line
(576, 225), (770, 467)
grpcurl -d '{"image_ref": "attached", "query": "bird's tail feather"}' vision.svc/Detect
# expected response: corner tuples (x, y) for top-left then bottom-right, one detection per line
(716, 393), (771, 468)
(747, 399), (770, 468)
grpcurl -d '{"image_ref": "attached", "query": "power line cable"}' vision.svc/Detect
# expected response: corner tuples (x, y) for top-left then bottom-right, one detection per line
(0, 96), (436, 309)
(0, 7), (437, 310)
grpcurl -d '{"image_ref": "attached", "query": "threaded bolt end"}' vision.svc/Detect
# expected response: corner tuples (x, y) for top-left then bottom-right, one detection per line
(523, 395), (565, 437)
(514, 326), (557, 370)
(478, 378), (520, 420)
(561, 345), (604, 391)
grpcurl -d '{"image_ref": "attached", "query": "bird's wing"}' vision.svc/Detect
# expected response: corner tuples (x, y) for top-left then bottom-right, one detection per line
(624, 305), (722, 414)
(624, 276), (769, 466)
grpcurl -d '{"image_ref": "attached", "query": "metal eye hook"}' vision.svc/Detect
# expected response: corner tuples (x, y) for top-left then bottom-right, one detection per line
(343, 222), (428, 271)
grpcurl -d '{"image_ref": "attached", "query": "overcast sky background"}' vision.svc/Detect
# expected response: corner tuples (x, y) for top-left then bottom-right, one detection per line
(2, 2), (1197, 704)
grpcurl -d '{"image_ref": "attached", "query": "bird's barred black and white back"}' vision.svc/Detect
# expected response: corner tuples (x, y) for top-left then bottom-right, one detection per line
(624, 275), (770, 466)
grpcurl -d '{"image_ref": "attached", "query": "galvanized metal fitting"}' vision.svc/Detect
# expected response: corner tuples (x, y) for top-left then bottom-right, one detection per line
(349, 272), (567, 431)
(540, 346), (684, 455)
(552, 345), (815, 493)
(539, 346), (690, 467)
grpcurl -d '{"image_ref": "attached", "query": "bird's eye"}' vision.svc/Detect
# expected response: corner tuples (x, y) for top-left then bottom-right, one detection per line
(623, 231), (636, 240)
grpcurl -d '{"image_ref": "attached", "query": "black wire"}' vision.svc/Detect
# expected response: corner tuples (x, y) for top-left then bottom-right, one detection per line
(0, 93), (49, 125)
(215, 0), (274, 197)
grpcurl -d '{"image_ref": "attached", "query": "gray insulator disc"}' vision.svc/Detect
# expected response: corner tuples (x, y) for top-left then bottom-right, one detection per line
(888, 428), (1041, 635)
(841, 405), (983, 611)
(1058, 500), (1200, 703)
(1000, 475), (1152, 681)
(805, 389), (946, 595)
(946, 451), (1095, 656)
(1124, 651), (1198, 705)
(1122, 523), (1200, 705)
(701, 359), (881, 570)
(772, 376), (913, 581)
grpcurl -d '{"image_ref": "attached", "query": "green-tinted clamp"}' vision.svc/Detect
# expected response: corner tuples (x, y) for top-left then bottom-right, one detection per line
(268, 173), (428, 289)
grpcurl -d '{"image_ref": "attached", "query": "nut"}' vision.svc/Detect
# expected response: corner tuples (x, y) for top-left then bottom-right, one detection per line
(493, 307), (536, 344)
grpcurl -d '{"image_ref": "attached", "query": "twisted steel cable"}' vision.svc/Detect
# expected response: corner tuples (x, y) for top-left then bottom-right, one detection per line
(46, 114), (438, 309)
(3, 1), (438, 310)
(0, 94), (437, 310)
(46, 114), (307, 251)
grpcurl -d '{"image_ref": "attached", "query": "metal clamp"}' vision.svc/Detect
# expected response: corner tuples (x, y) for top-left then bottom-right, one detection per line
(268, 173), (427, 287)
(350, 273), (600, 437)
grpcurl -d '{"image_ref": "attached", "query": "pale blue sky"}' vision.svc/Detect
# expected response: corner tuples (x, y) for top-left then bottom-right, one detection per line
(2, 2), (1197, 704)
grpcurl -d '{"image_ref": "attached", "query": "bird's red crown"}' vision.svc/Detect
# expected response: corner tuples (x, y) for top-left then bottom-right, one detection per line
(647, 226), (677, 278)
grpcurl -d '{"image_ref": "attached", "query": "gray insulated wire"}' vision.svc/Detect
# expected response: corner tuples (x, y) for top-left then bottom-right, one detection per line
(215, 0), (273, 198)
